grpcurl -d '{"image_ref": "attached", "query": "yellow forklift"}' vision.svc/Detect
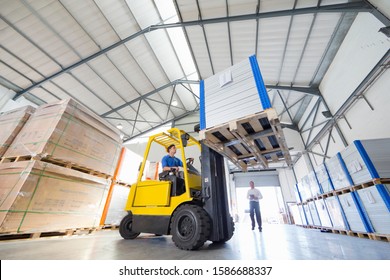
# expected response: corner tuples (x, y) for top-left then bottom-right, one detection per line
(119, 127), (234, 250)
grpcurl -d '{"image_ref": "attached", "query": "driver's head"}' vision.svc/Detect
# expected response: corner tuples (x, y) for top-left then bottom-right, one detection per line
(167, 144), (176, 155)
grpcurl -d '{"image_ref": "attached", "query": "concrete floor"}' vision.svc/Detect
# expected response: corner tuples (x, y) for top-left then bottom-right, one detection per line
(0, 223), (389, 260)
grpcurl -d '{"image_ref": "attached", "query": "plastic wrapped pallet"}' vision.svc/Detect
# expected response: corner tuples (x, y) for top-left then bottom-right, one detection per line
(338, 192), (369, 233)
(0, 105), (35, 157)
(104, 184), (130, 226)
(297, 205), (308, 225)
(308, 201), (321, 226)
(326, 154), (353, 190)
(294, 183), (302, 203)
(290, 204), (303, 225)
(3, 99), (122, 176)
(324, 196), (348, 230)
(308, 171), (321, 197)
(0, 161), (110, 234)
(341, 139), (390, 185)
(200, 55), (271, 130)
(303, 204), (314, 226)
(357, 185), (390, 234)
(314, 163), (334, 194)
(314, 198), (332, 227)
(299, 176), (312, 202)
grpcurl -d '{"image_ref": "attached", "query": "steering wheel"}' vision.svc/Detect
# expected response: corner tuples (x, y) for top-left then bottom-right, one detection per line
(186, 157), (194, 166)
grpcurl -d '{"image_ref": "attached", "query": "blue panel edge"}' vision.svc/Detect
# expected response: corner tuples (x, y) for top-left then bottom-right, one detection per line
(376, 184), (390, 212)
(337, 152), (354, 187)
(249, 55), (271, 109)
(199, 80), (206, 130)
(350, 192), (375, 233)
(323, 163), (336, 191)
(354, 140), (380, 179)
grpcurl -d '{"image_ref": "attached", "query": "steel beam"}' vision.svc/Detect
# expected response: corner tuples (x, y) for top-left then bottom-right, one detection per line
(12, 1), (370, 100)
(101, 80), (199, 117)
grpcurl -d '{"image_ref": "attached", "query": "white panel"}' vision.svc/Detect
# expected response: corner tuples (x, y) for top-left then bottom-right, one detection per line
(282, 128), (305, 152)
(358, 185), (390, 234)
(326, 154), (351, 190)
(314, 163), (333, 193)
(314, 198), (332, 227)
(175, 0), (199, 21)
(339, 193), (367, 232)
(259, 0), (295, 12)
(341, 139), (390, 185)
(320, 13), (390, 113)
(105, 185), (130, 225)
(204, 57), (267, 128)
(308, 201), (321, 226)
(324, 196), (347, 230)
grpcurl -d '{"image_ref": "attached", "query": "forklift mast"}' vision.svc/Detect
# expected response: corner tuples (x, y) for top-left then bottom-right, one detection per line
(201, 143), (234, 242)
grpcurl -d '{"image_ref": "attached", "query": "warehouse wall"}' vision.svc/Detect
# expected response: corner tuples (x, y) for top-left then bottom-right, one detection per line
(277, 168), (296, 203)
(0, 85), (37, 113)
(295, 11), (390, 177)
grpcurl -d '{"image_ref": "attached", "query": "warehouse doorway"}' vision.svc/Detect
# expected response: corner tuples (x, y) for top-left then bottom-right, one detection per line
(235, 186), (286, 226)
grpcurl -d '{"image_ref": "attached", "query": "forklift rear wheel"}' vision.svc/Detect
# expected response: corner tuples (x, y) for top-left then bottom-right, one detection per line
(119, 213), (140, 239)
(171, 204), (211, 250)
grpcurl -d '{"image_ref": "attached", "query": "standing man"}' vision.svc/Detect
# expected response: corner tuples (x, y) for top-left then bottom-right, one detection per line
(247, 181), (263, 232)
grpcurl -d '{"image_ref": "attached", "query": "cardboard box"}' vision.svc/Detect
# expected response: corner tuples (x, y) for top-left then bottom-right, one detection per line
(0, 106), (35, 157)
(0, 160), (110, 234)
(3, 99), (122, 176)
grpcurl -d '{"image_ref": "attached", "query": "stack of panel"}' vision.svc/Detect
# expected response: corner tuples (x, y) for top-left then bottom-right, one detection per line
(340, 139), (390, 234)
(314, 163), (334, 194)
(0, 99), (123, 235)
(0, 106), (35, 157)
(308, 201), (321, 226)
(104, 184), (131, 226)
(324, 196), (348, 230)
(314, 198), (333, 228)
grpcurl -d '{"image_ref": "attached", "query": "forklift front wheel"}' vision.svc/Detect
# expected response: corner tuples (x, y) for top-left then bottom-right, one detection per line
(171, 204), (211, 250)
(119, 213), (140, 239)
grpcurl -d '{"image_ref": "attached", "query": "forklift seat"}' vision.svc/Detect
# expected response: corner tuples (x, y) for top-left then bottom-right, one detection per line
(159, 171), (185, 196)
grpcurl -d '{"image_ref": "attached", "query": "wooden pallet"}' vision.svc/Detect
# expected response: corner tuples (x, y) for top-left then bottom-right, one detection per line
(369, 233), (390, 242)
(40, 156), (112, 179)
(199, 108), (292, 171)
(0, 155), (34, 163)
(0, 227), (100, 241)
(101, 224), (119, 230)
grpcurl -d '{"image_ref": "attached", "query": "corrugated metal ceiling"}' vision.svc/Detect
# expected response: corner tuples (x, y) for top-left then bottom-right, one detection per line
(0, 0), (379, 142)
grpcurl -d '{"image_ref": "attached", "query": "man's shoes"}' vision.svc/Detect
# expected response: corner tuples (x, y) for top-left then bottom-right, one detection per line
(251, 226), (254, 230)
(259, 228), (262, 232)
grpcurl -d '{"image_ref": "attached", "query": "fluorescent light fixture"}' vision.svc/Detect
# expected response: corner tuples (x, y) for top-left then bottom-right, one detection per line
(116, 123), (123, 130)
(172, 100), (178, 106)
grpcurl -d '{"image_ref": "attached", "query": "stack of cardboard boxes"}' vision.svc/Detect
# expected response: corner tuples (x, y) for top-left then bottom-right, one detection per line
(0, 99), (123, 234)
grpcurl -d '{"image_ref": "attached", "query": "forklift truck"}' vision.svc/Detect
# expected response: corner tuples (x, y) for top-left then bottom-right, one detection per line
(119, 128), (234, 250)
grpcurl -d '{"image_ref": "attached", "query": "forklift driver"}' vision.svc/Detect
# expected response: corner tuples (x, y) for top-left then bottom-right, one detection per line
(162, 144), (183, 172)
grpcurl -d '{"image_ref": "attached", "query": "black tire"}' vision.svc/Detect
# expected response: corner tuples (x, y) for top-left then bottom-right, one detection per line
(119, 213), (140, 239)
(170, 204), (211, 250)
(213, 216), (235, 244)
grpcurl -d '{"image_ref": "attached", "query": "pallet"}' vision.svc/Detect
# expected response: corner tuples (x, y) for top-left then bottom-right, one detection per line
(0, 227), (99, 241)
(352, 178), (390, 191)
(369, 233), (390, 242)
(40, 157), (112, 179)
(0, 155), (34, 163)
(101, 224), (119, 230)
(199, 108), (292, 171)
